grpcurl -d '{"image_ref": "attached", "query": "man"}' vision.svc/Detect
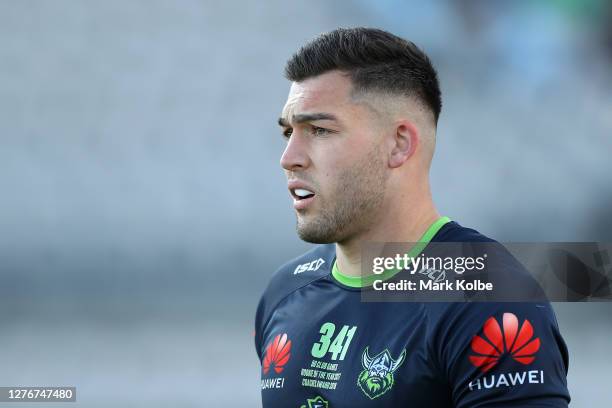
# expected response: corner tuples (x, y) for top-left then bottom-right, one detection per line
(255, 28), (569, 407)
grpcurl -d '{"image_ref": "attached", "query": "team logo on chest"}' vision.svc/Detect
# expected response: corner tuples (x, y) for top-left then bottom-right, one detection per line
(357, 347), (406, 399)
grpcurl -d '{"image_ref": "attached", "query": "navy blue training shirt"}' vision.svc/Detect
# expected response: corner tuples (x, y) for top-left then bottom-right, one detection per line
(254, 218), (570, 407)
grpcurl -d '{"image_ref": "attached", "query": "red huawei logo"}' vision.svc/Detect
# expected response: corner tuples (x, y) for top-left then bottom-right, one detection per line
(263, 333), (292, 375)
(469, 312), (541, 373)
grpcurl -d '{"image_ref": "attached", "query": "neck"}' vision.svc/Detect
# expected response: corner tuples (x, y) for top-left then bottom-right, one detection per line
(334, 190), (440, 278)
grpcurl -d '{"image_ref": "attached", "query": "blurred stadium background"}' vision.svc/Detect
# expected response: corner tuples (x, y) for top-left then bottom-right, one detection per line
(1, 0), (611, 406)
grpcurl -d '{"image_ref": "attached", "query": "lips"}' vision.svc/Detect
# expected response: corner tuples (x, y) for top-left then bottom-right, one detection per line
(287, 180), (316, 210)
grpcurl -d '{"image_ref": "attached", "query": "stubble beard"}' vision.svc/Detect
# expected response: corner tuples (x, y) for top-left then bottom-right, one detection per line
(296, 144), (387, 244)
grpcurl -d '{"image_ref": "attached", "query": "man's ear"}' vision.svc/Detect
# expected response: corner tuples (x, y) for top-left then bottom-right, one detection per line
(389, 120), (419, 168)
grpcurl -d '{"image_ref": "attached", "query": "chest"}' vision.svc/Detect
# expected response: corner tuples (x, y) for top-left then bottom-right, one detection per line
(259, 286), (450, 407)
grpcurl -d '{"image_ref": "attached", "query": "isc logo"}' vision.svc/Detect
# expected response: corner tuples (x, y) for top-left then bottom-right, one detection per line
(294, 258), (325, 275)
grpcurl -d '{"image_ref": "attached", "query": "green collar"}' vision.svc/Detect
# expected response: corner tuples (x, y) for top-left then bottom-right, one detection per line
(331, 216), (451, 288)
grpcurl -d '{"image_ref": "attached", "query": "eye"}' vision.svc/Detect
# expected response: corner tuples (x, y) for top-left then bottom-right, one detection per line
(310, 126), (330, 137)
(282, 128), (293, 139)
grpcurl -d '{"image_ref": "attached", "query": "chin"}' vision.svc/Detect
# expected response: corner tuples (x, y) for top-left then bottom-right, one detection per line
(296, 221), (338, 244)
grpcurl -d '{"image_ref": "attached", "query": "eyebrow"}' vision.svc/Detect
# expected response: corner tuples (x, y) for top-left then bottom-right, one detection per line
(278, 112), (339, 127)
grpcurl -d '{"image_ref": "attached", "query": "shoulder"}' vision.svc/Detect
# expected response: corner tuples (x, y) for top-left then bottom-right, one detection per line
(262, 244), (335, 299)
(433, 220), (496, 243)
(254, 244), (335, 356)
(425, 301), (563, 343)
(434, 220), (545, 300)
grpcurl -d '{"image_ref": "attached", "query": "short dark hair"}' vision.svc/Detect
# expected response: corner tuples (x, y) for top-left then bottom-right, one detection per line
(285, 27), (442, 123)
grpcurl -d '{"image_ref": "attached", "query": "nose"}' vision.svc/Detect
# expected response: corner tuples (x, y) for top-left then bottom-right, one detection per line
(280, 132), (310, 171)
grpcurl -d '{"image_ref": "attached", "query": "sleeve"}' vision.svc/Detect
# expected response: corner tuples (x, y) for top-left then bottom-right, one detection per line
(436, 302), (570, 408)
(253, 267), (289, 363)
(254, 294), (266, 362)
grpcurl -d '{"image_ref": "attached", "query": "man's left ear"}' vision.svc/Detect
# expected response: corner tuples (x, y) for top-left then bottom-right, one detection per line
(388, 120), (419, 168)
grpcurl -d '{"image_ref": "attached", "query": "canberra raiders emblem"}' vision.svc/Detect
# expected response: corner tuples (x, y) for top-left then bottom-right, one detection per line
(357, 346), (406, 399)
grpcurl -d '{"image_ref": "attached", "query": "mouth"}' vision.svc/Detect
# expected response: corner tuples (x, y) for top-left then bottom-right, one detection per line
(288, 183), (316, 210)
(290, 188), (315, 201)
